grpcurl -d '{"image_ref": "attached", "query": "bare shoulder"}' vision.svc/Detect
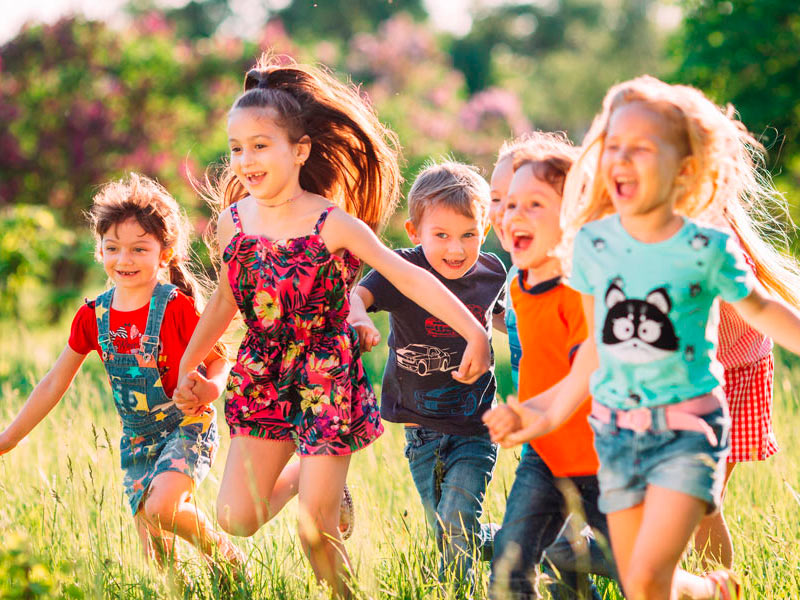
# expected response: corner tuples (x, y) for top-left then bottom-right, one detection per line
(217, 207), (235, 247)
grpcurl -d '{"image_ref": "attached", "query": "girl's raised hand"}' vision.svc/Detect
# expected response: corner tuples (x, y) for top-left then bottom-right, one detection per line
(451, 334), (491, 385)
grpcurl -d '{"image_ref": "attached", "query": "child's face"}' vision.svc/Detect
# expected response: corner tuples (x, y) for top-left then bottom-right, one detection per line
(600, 101), (686, 221)
(228, 107), (309, 201)
(405, 204), (486, 280)
(100, 219), (170, 293)
(502, 164), (562, 273)
(489, 156), (514, 251)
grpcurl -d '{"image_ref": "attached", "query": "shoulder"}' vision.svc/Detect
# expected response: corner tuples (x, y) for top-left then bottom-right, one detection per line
(477, 252), (507, 278)
(165, 289), (197, 311)
(577, 215), (616, 241)
(685, 219), (734, 249)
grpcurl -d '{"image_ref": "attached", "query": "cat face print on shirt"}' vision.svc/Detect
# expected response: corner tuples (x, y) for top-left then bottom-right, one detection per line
(601, 282), (679, 363)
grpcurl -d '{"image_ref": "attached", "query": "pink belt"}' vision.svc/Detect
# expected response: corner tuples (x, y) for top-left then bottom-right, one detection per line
(591, 390), (724, 446)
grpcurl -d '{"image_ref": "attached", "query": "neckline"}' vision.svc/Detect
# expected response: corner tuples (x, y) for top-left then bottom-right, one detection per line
(613, 214), (688, 247)
(517, 272), (562, 295)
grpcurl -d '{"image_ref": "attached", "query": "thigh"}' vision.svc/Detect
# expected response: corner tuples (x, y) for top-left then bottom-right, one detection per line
(146, 470), (195, 508)
(404, 428), (442, 518)
(217, 436), (295, 526)
(436, 434), (497, 529)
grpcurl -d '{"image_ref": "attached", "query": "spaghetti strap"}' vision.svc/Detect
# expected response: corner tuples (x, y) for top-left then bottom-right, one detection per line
(230, 203), (243, 234)
(313, 206), (337, 236)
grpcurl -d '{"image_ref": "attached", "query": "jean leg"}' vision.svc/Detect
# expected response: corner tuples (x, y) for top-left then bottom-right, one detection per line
(404, 427), (443, 533)
(435, 432), (498, 584)
(489, 450), (569, 600)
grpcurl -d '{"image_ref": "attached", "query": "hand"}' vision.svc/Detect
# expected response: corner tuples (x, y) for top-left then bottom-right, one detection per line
(174, 372), (203, 416)
(348, 314), (381, 353)
(0, 430), (18, 456)
(452, 334), (491, 384)
(496, 402), (550, 448)
(482, 401), (522, 443)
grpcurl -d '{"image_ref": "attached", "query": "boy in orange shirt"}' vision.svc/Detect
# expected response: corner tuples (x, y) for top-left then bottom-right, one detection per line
(484, 133), (617, 599)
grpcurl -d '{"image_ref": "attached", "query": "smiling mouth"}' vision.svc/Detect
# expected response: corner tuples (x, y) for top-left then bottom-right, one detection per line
(614, 176), (638, 199)
(244, 172), (266, 184)
(116, 270), (139, 277)
(443, 258), (465, 269)
(512, 231), (533, 252)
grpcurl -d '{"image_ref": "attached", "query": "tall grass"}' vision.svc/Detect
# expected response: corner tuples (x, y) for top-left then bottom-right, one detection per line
(1, 318), (798, 598)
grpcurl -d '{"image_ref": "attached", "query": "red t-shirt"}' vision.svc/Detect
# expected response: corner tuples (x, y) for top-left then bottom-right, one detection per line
(511, 273), (599, 477)
(68, 291), (201, 398)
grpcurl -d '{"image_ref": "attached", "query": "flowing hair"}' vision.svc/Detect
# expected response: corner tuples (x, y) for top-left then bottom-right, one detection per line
(204, 55), (401, 238)
(560, 75), (800, 308)
(88, 173), (213, 310)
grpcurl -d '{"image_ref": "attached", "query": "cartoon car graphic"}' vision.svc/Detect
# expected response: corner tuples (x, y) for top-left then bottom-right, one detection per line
(395, 344), (457, 376)
(425, 304), (487, 337)
(413, 385), (479, 417)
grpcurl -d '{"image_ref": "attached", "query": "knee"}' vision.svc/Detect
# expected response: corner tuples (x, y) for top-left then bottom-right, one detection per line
(296, 500), (338, 549)
(143, 493), (179, 529)
(216, 499), (261, 537)
(623, 563), (672, 600)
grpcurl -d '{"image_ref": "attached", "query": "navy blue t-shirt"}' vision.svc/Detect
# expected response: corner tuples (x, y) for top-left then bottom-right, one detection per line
(360, 246), (506, 435)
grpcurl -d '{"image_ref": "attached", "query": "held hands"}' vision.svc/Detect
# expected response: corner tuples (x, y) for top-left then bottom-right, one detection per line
(174, 371), (215, 416)
(347, 313), (381, 353)
(482, 397), (550, 448)
(451, 334), (491, 385)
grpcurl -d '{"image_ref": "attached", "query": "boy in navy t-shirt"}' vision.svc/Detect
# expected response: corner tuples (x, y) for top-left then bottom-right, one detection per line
(349, 161), (506, 589)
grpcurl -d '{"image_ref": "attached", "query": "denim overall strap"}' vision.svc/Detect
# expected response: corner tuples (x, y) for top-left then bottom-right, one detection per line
(95, 288), (116, 361)
(139, 283), (176, 363)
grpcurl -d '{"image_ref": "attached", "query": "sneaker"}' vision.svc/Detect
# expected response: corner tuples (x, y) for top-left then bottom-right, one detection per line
(707, 569), (741, 600)
(338, 484), (354, 540)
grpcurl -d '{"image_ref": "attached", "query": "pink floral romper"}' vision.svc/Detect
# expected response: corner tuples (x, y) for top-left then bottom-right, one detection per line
(223, 203), (383, 455)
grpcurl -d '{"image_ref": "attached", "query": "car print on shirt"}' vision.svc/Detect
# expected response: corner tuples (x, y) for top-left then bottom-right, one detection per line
(413, 385), (479, 417)
(424, 304), (488, 337)
(395, 344), (458, 376)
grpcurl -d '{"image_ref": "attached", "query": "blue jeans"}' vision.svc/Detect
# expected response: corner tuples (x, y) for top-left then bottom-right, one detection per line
(490, 449), (617, 600)
(404, 426), (498, 587)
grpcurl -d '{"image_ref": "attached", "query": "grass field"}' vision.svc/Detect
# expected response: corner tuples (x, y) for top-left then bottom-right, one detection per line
(1, 316), (799, 599)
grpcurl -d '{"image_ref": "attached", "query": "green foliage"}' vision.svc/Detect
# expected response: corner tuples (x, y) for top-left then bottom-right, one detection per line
(672, 0), (800, 175)
(0, 531), (83, 599)
(0, 205), (96, 322)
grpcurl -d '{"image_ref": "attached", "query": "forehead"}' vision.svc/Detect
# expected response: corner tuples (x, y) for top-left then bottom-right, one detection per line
(103, 219), (157, 242)
(508, 163), (561, 202)
(227, 106), (284, 137)
(418, 204), (480, 229)
(607, 101), (676, 142)
(490, 156), (514, 194)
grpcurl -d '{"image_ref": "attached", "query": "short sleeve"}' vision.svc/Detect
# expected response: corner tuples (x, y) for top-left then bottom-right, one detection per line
(490, 255), (508, 315)
(166, 292), (201, 347)
(712, 235), (753, 303)
(359, 267), (402, 313)
(566, 228), (594, 295)
(560, 288), (588, 365)
(67, 303), (97, 355)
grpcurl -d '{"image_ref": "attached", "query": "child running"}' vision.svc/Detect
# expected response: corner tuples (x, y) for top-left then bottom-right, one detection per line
(493, 75), (800, 600)
(348, 161), (507, 593)
(175, 59), (491, 597)
(484, 134), (616, 600)
(0, 173), (240, 569)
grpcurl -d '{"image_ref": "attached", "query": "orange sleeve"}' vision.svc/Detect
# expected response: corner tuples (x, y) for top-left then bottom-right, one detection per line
(561, 288), (587, 365)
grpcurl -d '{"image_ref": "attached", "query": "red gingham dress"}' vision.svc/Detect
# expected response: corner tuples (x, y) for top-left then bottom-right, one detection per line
(718, 299), (778, 463)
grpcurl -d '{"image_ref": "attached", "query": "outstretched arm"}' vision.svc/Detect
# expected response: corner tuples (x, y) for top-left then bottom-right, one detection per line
(733, 288), (800, 355)
(348, 287), (381, 353)
(0, 346), (86, 455)
(325, 211), (490, 384)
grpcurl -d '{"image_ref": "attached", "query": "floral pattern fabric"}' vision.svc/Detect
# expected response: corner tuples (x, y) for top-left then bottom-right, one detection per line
(223, 203), (383, 455)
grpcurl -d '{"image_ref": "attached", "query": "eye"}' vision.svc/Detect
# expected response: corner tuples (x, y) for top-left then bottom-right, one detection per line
(490, 196), (502, 204)
(506, 201), (516, 210)
(463, 232), (476, 238)
(255, 143), (267, 149)
(606, 143), (619, 151)
(638, 320), (661, 343)
(436, 233), (448, 239)
(612, 317), (634, 341)
(105, 245), (117, 252)
(531, 201), (542, 208)
(230, 146), (242, 153)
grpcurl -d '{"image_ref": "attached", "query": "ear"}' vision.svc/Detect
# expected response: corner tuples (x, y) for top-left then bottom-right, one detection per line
(646, 287), (672, 314)
(483, 221), (492, 238)
(675, 155), (697, 188)
(405, 219), (421, 245)
(605, 282), (626, 309)
(295, 134), (311, 165)
(160, 247), (175, 267)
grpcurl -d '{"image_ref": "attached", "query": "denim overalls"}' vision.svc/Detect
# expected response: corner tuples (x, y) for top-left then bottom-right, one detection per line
(95, 283), (218, 514)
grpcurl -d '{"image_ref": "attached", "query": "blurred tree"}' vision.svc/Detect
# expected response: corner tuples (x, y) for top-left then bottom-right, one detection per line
(672, 0), (800, 175)
(128, 0), (234, 40)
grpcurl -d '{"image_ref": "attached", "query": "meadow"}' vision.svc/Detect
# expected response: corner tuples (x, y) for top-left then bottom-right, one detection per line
(1, 313), (799, 599)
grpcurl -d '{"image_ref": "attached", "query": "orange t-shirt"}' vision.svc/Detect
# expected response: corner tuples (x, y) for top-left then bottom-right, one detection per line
(511, 273), (599, 477)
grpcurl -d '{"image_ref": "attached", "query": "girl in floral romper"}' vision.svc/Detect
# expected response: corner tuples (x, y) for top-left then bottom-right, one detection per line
(0, 174), (241, 569)
(176, 56), (492, 595)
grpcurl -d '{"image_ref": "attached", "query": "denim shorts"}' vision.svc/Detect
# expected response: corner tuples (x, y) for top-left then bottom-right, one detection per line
(588, 405), (730, 514)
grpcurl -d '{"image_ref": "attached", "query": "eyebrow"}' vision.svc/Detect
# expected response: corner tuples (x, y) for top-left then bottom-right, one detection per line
(228, 133), (275, 143)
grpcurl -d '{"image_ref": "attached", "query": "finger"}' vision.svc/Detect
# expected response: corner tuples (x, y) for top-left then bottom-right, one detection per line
(506, 426), (539, 445)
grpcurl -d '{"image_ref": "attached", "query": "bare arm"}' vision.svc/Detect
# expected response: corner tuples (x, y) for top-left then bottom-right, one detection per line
(177, 210), (239, 383)
(348, 286), (381, 352)
(0, 346), (86, 454)
(732, 288), (800, 355)
(325, 211), (490, 383)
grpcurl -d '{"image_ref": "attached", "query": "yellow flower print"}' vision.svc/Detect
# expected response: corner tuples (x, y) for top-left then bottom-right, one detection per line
(281, 342), (301, 371)
(307, 353), (336, 375)
(300, 386), (329, 414)
(254, 290), (281, 326)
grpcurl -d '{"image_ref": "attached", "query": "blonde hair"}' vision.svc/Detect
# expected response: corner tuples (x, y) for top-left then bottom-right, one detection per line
(561, 75), (800, 308)
(511, 131), (579, 196)
(89, 173), (212, 308)
(407, 160), (490, 227)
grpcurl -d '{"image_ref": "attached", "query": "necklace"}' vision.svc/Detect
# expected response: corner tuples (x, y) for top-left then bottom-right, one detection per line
(254, 189), (305, 208)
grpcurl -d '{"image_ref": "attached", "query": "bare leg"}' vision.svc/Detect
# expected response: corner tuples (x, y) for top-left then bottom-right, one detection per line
(216, 437), (296, 536)
(142, 471), (242, 563)
(692, 463), (736, 568)
(134, 511), (178, 567)
(608, 485), (727, 600)
(297, 454), (352, 598)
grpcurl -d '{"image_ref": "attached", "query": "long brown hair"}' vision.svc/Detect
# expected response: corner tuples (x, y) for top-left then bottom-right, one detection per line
(560, 75), (800, 308)
(208, 55), (402, 233)
(88, 173), (211, 308)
